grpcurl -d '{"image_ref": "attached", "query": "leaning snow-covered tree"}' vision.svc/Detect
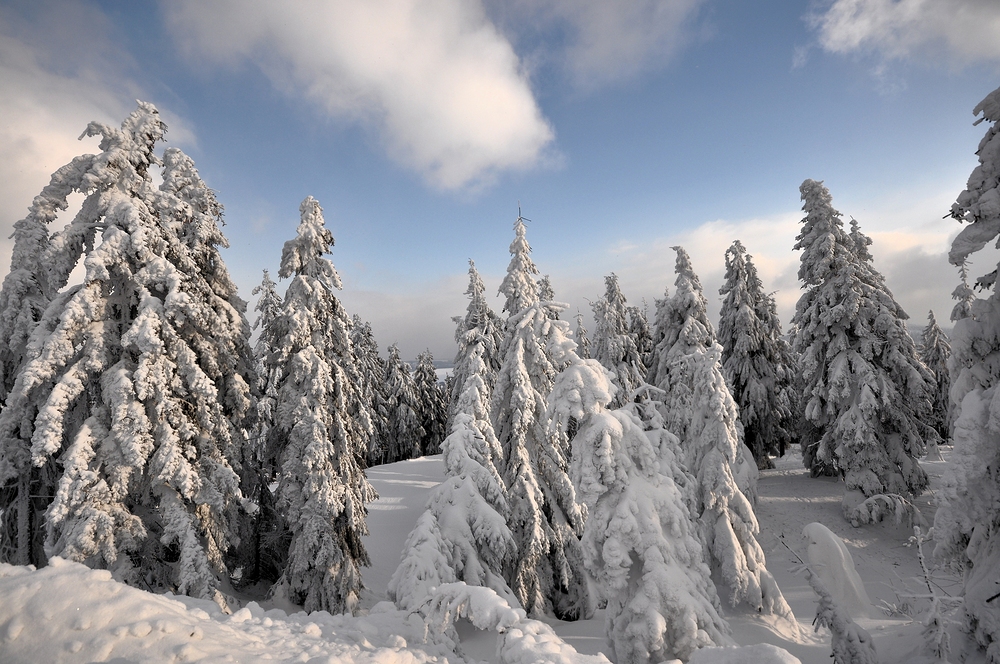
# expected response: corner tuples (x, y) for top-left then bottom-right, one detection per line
(492, 214), (590, 620)
(718, 240), (795, 469)
(591, 273), (646, 408)
(383, 344), (424, 464)
(0, 104), (256, 605)
(792, 179), (932, 520)
(448, 260), (503, 428)
(264, 196), (376, 614)
(550, 356), (732, 662)
(388, 334), (515, 611)
(934, 84), (1000, 661)
(919, 311), (951, 440)
(414, 350), (447, 456)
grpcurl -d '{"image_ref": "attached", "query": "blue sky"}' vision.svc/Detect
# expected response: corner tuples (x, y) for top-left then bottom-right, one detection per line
(1, 0), (999, 360)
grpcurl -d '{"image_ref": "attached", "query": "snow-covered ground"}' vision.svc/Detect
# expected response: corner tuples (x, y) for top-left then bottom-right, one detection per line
(0, 449), (979, 663)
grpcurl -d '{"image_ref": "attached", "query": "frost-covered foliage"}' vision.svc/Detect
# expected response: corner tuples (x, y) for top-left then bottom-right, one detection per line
(574, 311), (592, 359)
(383, 344), (424, 464)
(591, 274), (646, 408)
(0, 104), (256, 605)
(684, 344), (791, 616)
(389, 338), (515, 612)
(647, 247), (716, 442)
(264, 197), (376, 614)
(792, 180), (931, 509)
(804, 565), (879, 664)
(550, 357), (732, 663)
(934, 88), (1000, 661)
(413, 350), (447, 456)
(349, 316), (390, 466)
(920, 310), (952, 440)
(718, 240), (796, 469)
(449, 260), (503, 428)
(493, 220), (588, 620)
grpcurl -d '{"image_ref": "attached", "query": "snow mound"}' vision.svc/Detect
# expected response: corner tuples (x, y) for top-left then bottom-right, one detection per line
(803, 522), (874, 619)
(0, 558), (448, 663)
(687, 642), (802, 663)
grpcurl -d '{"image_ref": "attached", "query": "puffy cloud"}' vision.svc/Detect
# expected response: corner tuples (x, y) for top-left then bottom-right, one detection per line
(496, 0), (707, 88)
(163, 0), (554, 191)
(811, 0), (1000, 64)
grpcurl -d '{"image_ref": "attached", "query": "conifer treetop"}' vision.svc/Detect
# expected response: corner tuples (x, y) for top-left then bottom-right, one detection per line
(498, 213), (539, 315)
(279, 197), (342, 291)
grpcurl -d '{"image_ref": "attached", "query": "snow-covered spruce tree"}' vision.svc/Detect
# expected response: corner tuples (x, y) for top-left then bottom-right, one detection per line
(920, 311), (951, 441)
(628, 303), (653, 372)
(265, 196), (376, 614)
(647, 247), (716, 443)
(448, 260), (504, 429)
(492, 214), (589, 620)
(0, 104), (257, 604)
(550, 357), (732, 662)
(574, 312), (592, 359)
(645, 286), (670, 388)
(934, 85), (1000, 661)
(718, 240), (795, 469)
(952, 262), (976, 322)
(414, 350), (447, 456)
(384, 344), (424, 464)
(388, 335), (516, 610)
(684, 343), (792, 616)
(591, 273), (646, 408)
(350, 316), (390, 466)
(792, 179), (931, 519)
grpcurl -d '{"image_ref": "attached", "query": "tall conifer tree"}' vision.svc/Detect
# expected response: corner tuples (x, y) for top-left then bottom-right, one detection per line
(920, 311), (951, 440)
(384, 344), (424, 463)
(592, 274), (646, 408)
(265, 197), (376, 613)
(449, 260), (503, 429)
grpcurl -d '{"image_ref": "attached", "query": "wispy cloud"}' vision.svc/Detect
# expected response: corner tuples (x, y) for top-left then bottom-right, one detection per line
(164, 0), (555, 192)
(495, 0), (707, 89)
(810, 0), (1000, 66)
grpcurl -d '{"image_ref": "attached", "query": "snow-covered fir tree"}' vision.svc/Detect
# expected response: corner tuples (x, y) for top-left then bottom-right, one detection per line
(647, 247), (716, 442)
(934, 84), (1000, 661)
(388, 334), (515, 610)
(265, 196), (376, 614)
(628, 303), (653, 371)
(952, 262), (976, 322)
(550, 357), (732, 662)
(792, 179), (932, 519)
(0, 104), (256, 604)
(448, 260), (504, 428)
(492, 215), (589, 620)
(718, 240), (795, 469)
(413, 350), (447, 456)
(574, 312), (592, 359)
(591, 274), (646, 408)
(920, 311), (951, 440)
(350, 316), (390, 466)
(383, 344), (424, 464)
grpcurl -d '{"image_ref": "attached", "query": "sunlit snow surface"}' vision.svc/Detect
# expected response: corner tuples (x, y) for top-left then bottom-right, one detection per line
(0, 449), (979, 663)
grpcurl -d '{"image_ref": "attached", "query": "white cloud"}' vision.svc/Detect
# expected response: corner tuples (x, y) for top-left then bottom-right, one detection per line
(495, 0), (706, 88)
(163, 0), (554, 191)
(811, 0), (1000, 65)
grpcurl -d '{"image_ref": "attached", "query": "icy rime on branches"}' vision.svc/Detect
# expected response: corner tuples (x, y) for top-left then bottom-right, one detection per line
(263, 196), (376, 614)
(492, 215), (589, 620)
(0, 104), (255, 605)
(718, 240), (796, 469)
(550, 356), (732, 663)
(934, 84), (1000, 662)
(792, 179), (932, 521)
